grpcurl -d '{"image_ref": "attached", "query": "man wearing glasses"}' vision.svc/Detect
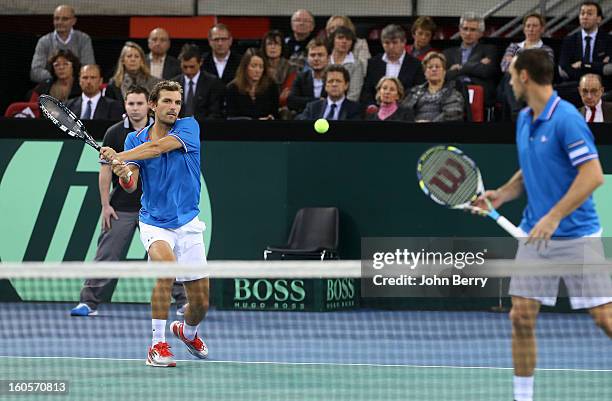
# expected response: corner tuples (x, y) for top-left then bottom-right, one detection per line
(202, 23), (241, 85)
(443, 12), (498, 108)
(30, 4), (95, 83)
(578, 73), (612, 122)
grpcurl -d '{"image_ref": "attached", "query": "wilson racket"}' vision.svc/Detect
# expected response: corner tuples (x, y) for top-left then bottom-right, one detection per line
(416, 145), (523, 238)
(39, 94), (131, 177)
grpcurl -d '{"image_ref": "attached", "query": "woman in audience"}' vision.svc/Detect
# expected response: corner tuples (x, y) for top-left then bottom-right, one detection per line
(29, 49), (81, 102)
(106, 41), (160, 100)
(261, 30), (295, 110)
(405, 16), (438, 61)
(325, 15), (370, 71)
(366, 77), (414, 121)
(328, 26), (364, 102)
(226, 48), (279, 120)
(499, 13), (553, 119)
(402, 52), (464, 122)
(500, 13), (553, 73)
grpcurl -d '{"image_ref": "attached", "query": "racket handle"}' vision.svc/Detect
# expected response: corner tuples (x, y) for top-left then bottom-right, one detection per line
(495, 216), (524, 239)
(126, 170), (133, 178)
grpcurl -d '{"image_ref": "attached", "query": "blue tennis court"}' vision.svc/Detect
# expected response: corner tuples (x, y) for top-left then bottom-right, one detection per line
(1, 303), (610, 401)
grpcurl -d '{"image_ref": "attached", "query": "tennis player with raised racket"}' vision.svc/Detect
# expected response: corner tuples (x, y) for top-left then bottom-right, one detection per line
(475, 49), (612, 401)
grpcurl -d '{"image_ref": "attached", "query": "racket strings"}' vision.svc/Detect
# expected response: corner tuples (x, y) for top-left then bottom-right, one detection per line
(420, 150), (479, 206)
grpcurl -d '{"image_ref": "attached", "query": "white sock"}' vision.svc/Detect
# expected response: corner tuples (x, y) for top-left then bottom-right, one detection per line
(513, 375), (534, 401)
(183, 322), (199, 341)
(152, 319), (166, 345)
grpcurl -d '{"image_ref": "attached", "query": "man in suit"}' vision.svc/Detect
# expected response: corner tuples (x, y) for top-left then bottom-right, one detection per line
(145, 28), (181, 80)
(202, 24), (241, 85)
(360, 24), (424, 107)
(578, 73), (612, 122)
(443, 12), (498, 107)
(296, 64), (362, 120)
(559, 2), (611, 83)
(287, 38), (329, 114)
(66, 64), (123, 120)
(172, 43), (225, 120)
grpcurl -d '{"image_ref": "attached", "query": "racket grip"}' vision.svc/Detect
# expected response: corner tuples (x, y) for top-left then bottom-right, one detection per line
(496, 216), (524, 238)
(126, 170), (132, 178)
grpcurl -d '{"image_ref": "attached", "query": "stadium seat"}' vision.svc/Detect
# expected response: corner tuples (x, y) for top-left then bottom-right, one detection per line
(467, 85), (484, 123)
(264, 207), (339, 260)
(4, 102), (40, 118)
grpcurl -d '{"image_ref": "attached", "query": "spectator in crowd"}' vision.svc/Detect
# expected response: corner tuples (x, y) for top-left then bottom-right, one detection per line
(70, 85), (187, 317)
(106, 41), (161, 101)
(366, 77), (414, 121)
(202, 24), (242, 85)
(284, 9), (316, 71)
(226, 48), (279, 120)
(145, 28), (181, 80)
(296, 64), (362, 120)
(325, 15), (371, 71)
(261, 30), (295, 107)
(328, 26), (364, 102)
(66, 64), (123, 120)
(406, 16), (438, 61)
(287, 38), (329, 114)
(559, 1), (611, 83)
(402, 52), (464, 122)
(172, 43), (225, 120)
(29, 49), (81, 102)
(578, 73), (612, 122)
(499, 13), (554, 120)
(444, 12), (498, 107)
(360, 24), (424, 107)
(30, 4), (95, 83)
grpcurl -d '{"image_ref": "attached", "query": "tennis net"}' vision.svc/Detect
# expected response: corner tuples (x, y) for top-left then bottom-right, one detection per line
(1, 260), (611, 401)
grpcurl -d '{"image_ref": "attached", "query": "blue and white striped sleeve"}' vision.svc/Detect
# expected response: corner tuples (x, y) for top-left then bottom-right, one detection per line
(561, 115), (598, 167)
(168, 117), (200, 153)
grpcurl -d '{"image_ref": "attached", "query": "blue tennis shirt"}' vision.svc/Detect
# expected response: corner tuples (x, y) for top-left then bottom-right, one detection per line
(516, 91), (600, 238)
(124, 117), (201, 229)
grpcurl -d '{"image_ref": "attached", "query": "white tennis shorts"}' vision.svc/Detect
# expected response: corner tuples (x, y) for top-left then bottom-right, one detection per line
(139, 217), (208, 282)
(509, 229), (612, 309)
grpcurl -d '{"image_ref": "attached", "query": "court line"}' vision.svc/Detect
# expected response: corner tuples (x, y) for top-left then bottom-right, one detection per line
(0, 355), (610, 373)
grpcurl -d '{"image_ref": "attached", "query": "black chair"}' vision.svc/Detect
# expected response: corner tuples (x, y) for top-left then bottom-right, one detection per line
(264, 207), (339, 260)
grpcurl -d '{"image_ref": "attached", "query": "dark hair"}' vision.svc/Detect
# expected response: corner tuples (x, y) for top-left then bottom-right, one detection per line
(46, 49), (81, 80)
(411, 16), (437, 35)
(513, 49), (554, 85)
(328, 26), (356, 53)
(323, 64), (350, 84)
(261, 30), (284, 55)
(307, 37), (328, 53)
(581, 1), (603, 18)
(230, 48), (272, 95)
(178, 43), (202, 62)
(125, 85), (150, 101)
(149, 80), (182, 104)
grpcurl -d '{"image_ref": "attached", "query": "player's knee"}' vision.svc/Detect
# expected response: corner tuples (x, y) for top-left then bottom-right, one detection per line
(509, 307), (536, 335)
(593, 312), (612, 338)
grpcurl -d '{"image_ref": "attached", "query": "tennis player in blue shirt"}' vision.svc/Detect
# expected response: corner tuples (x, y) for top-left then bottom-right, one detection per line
(477, 49), (612, 401)
(100, 81), (209, 367)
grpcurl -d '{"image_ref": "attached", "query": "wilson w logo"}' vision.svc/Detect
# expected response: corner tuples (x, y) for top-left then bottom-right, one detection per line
(428, 158), (466, 194)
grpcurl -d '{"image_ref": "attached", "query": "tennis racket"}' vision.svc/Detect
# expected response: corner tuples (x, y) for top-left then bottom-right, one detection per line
(39, 94), (131, 177)
(416, 145), (523, 238)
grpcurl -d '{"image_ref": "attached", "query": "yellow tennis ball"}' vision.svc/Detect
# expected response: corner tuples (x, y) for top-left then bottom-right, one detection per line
(314, 118), (329, 134)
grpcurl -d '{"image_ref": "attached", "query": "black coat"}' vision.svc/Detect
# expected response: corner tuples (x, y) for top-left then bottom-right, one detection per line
(559, 31), (612, 81)
(287, 70), (327, 112)
(202, 52), (242, 85)
(225, 82), (280, 119)
(443, 43), (498, 106)
(66, 95), (124, 120)
(295, 98), (363, 120)
(145, 54), (182, 80)
(360, 52), (425, 106)
(173, 71), (225, 120)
